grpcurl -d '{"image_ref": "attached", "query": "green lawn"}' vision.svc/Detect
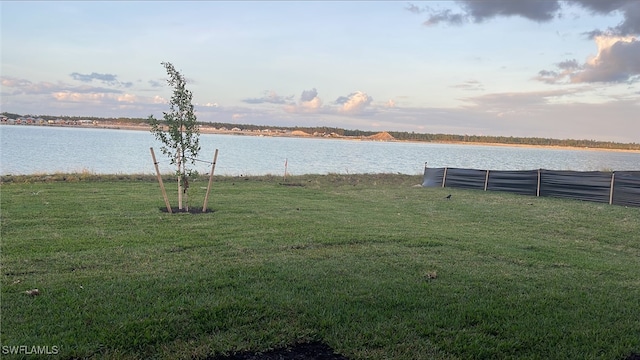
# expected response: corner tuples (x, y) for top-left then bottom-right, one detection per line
(1, 174), (639, 359)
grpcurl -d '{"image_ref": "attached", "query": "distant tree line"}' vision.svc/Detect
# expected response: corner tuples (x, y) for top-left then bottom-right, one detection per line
(385, 132), (640, 150)
(1, 112), (149, 124)
(3, 112), (639, 151)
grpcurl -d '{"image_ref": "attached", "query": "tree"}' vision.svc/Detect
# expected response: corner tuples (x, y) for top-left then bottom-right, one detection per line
(149, 62), (201, 211)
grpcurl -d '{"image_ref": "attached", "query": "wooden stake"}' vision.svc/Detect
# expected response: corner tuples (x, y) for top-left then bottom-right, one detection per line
(284, 158), (288, 182)
(150, 147), (172, 213)
(609, 172), (615, 205)
(442, 167), (448, 188)
(202, 149), (219, 212)
(484, 170), (490, 191)
(536, 169), (541, 197)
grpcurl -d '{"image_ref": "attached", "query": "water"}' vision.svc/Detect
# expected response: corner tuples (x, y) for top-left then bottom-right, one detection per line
(1, 125), (638, 176)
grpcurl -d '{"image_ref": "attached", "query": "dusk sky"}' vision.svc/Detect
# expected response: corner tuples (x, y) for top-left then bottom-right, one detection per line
(1, 1), (639, 143)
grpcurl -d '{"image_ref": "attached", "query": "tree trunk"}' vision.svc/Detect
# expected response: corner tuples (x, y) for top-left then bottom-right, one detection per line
(177, 156), (183, 210)
(184, 186), (189, 212)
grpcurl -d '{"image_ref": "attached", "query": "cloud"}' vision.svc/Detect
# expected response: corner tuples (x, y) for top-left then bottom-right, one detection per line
(452, 80), (485, 91)
(537, 35), (640, 83)
(1, 77), (170, 119)
(70, 72), (133, 88)
(243, 90), (294, 105)
(285, 88), (323, 113)
(300, 97), (322, 111)
(335, 91), (373, 113)
(461, 1), (561, 23)
(409, 1), (640, 86)
(1, 77), (32, 88)
(52, 92), (105, 102)
(412, 0), (561, 26)
(71, 72), (117, 83)
(577, 0), (640, 37)
(460, 88), (596, 119)
(423, 9), (465, 26)
(618, 2), (640, 36)
(405, 3), (424, 14)
(153, 96), (166, 104)
(462, 89), (572, 109)
(116, 94), (138, 103)
(410, 0), (640, 36)
(300, 88), (318, 102)
(1, 76), (166, 114)
(557, 59), (580, 70)
(50, 92), (159, 105)
(573, 35), (640, 82)
(1, 76), (123, 96)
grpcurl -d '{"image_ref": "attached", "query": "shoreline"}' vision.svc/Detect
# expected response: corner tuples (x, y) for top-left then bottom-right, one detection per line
(2, 122), (639, 154)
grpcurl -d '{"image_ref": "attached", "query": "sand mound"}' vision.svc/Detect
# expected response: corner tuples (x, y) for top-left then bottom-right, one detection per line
(368, 132), (395, 141)
(291, 130), (311, 136)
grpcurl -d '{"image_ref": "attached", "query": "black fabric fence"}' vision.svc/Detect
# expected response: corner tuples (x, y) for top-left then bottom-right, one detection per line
(422, 164), (640, 207)
(612, 171), (640, 207)
(487, 170), (539, 196)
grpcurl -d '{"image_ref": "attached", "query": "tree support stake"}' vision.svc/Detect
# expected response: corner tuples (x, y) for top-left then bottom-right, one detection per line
(150, 147), (172, 213)
(202, 149), (219, 212)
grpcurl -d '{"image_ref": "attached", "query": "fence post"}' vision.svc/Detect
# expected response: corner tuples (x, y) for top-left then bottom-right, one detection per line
(536, 169), (541, 197)
(609, 172), (615, 205)
(442, 167), (448, 188)
(484, 170), (490, 191)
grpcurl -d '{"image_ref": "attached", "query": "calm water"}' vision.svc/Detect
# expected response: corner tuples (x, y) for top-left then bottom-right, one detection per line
(1, 125), (639, 176)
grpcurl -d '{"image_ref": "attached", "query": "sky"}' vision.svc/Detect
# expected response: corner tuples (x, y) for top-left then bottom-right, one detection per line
(1, 1), (639, 143)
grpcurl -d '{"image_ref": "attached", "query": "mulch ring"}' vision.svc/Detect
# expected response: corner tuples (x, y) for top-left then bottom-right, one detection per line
(209, 341), (350, 360)
(159, 207), (214, 214)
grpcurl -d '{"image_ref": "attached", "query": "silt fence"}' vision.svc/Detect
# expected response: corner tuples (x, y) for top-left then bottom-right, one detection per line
(422, 164), (640, 207)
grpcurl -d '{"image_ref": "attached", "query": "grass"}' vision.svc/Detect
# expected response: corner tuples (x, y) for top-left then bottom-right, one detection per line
(1, 173), (639, 359)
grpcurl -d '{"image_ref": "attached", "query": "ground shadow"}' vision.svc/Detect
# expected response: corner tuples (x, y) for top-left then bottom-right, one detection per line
(208, 341), (349, 360)
(159, 207), (215, 214)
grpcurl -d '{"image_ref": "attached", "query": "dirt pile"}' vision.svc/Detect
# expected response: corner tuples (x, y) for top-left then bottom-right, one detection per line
(368, 132), (395, 141)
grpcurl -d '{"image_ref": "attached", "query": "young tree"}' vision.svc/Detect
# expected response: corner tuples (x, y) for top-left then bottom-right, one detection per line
(149, 62), (201, 211)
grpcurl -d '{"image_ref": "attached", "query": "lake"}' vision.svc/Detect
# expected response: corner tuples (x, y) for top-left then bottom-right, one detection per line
(1, 125), (639, 176)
